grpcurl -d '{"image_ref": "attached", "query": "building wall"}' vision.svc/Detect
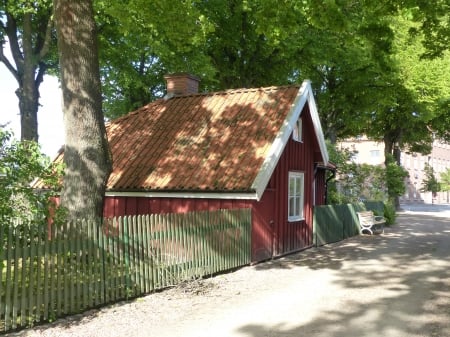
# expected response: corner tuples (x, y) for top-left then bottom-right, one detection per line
(339, 137), (450, 204)
(339, 136), (385, 165)
(314, 168), (327, 206)
(401, 140), (450, 204)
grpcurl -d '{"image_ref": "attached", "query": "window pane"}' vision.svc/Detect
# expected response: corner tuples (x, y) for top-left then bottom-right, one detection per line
(297, 196), (303, 218)
(295, 177), (301, 196)
(298, 177), (303, 196)
(293, 124), (298, 141)
(289, 177), (296, 195)
(289, 197), (296, 217)
(294, 196), (301, 217)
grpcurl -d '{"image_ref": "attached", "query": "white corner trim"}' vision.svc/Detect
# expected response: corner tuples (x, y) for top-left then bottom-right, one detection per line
(105, 191), (258, 200)
(251, 80), (329, 201)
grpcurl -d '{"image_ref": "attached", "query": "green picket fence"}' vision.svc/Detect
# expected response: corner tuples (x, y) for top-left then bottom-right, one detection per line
(0, 208), (251, 333)
(313, 201), (385, 246)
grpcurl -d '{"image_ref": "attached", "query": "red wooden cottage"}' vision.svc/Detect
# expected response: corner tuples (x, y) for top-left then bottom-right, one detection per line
(100, 74), (331, 262)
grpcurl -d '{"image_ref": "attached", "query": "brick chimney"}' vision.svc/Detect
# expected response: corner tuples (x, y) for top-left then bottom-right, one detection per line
(164, 73), (200, 97)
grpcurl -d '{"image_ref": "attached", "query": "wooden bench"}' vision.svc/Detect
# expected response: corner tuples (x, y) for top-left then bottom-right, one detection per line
(357, 211), (386, 235)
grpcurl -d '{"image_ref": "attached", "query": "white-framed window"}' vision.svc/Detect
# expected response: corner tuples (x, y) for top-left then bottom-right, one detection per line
(369, 150), (380, 165)
(288, 171), (304, 222)
(292, 118), (302, 142)
(370, 150), (380, 158)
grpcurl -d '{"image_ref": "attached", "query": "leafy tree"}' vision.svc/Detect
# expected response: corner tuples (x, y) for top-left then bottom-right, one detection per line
(293, 1), (399, 143)
(366, 17), (450, 167)
(96, 0), (215, 118)
(421, 162), (441, 203)
(0, 0), (58, 141)
(439, 168), (450, 203)
(0, 128), (62, 223)
(53, 0), (112, 220)
(404, 0), (450, 58)
(385, 154), (409, 208)
(440, 168), (450, 191)
(196, 0), (307, 90)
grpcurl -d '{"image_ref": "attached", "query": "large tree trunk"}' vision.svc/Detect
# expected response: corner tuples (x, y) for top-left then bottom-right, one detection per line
(53, 0), (112, 220)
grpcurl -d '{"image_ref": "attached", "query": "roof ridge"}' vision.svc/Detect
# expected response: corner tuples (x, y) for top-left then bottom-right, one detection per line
(167, 84), (301, 99)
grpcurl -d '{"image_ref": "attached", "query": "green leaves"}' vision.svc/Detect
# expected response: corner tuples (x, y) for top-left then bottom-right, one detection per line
(421, 162), (441, 195)
(385, 155), (408, 199)
(439, 168), (450, 192)
(0, 128), (63, 223)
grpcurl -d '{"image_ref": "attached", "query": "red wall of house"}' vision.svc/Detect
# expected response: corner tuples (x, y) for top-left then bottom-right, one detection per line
(103, 197), (251, 217)
(315, 168), (327, 206)
(263, 112), (318, 257)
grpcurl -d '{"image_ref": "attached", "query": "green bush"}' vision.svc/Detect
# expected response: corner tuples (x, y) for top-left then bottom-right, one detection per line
(0, 128), (64, 247)
(383, 200), (396, 225)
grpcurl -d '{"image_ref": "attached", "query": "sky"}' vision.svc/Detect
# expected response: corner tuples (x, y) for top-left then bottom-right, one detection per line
(0, 58), (64, 158)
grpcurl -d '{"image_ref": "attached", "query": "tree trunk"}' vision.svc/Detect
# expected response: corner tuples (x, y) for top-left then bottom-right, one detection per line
(17, 77), (39, 142)
(384, 133), (401, 210)
(18, 13), (39, 142)
(53, 0), (112, 220)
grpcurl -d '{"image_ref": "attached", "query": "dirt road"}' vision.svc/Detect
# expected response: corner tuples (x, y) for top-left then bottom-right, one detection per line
(9, 209), (450, 337)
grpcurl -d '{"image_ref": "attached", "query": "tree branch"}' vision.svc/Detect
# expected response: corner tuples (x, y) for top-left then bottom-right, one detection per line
(0, 40), (19, 82)
(5, 13), (24, 74)
(38, 14), (54, 59)
(35, 62), (47, 89)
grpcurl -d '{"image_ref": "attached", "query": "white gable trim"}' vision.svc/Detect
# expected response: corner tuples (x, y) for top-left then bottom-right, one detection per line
(251, 80), (329, 201)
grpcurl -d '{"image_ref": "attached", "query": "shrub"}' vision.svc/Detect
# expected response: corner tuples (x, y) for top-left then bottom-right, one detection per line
(383, 199), (397, 225)
(0, 128), (64, 231)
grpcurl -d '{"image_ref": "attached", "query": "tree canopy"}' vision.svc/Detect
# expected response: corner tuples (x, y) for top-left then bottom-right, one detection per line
(96, 0), (449, 155)
(2, 0), (450, 218)
(3, 0), (450, 144)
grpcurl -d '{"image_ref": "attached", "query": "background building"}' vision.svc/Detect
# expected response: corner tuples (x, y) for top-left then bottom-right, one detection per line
(339, 137), (450, 204)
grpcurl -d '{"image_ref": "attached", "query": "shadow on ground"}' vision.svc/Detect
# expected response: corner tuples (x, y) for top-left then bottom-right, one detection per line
(239, 213), (450, 336)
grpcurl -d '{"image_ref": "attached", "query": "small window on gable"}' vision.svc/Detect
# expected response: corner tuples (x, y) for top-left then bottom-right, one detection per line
(293, 117), (302, 142)
(288, 171), (305, 222)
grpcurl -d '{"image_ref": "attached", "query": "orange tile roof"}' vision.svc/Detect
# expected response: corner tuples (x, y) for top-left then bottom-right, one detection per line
(106, 85), (301, 192)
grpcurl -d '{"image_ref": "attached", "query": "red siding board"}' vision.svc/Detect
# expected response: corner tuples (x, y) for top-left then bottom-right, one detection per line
(135, 198), (149, 214)
(125, 197), (137, 215)
(251, 190), (274, 261)
(103, 198), (114, 218)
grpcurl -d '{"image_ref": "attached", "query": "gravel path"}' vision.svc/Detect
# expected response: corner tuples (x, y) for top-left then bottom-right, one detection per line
(6, 209), (450, 337)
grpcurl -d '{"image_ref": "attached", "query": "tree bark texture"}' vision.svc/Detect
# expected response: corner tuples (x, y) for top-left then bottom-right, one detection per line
(20, 13), (39, 142)
(53, 0), (112, 220)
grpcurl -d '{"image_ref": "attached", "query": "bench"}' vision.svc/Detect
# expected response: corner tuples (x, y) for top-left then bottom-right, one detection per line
(357, 211), (386, 235)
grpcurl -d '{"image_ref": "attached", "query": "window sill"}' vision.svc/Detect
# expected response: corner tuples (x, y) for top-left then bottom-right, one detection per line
(288, 217), (305, 223)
